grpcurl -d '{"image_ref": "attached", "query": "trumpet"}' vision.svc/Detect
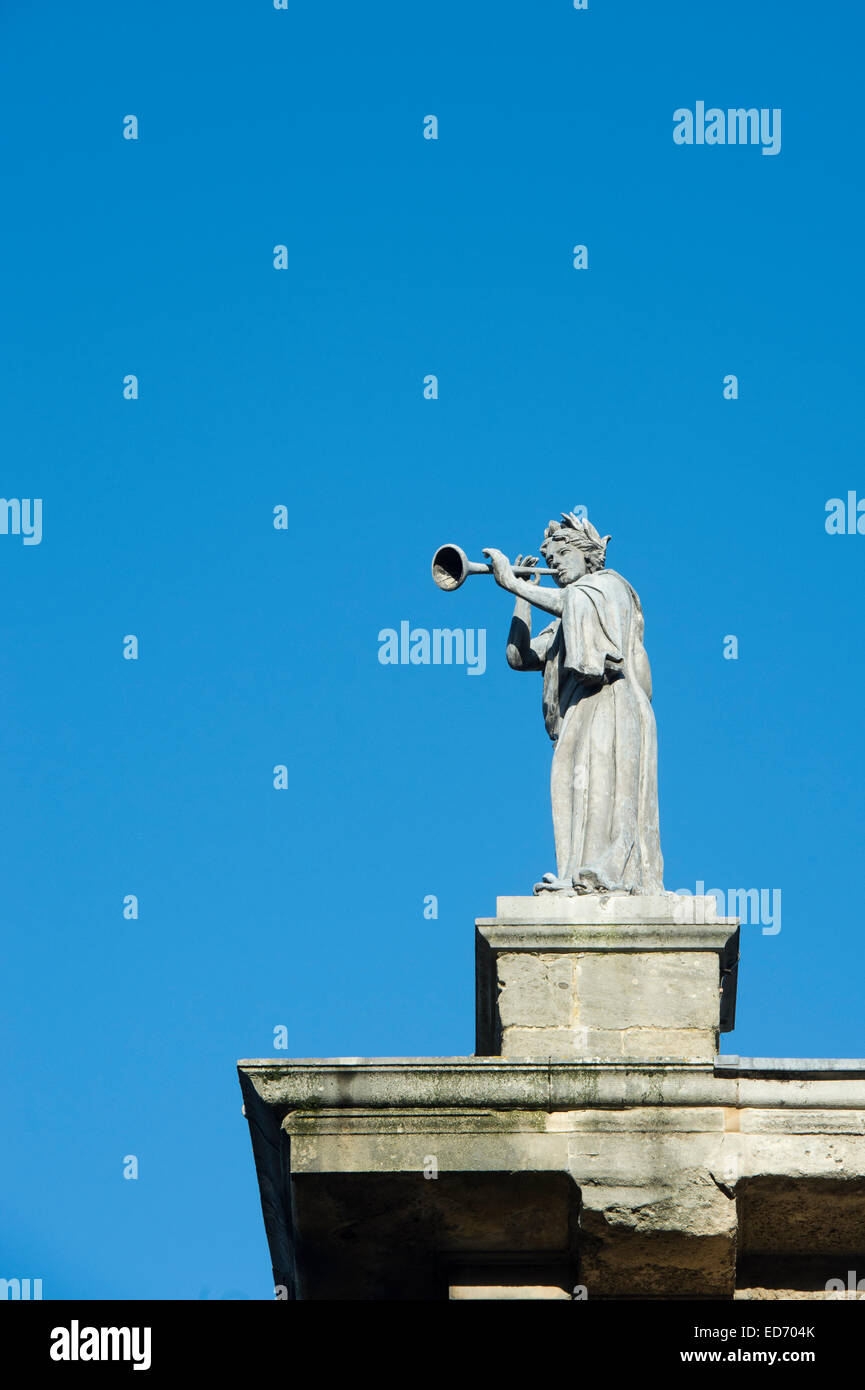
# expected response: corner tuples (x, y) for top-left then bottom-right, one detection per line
(431, 543), (553, 592)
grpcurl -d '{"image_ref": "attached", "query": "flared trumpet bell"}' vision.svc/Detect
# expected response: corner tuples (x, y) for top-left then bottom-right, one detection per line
(431, 543), (553, 591)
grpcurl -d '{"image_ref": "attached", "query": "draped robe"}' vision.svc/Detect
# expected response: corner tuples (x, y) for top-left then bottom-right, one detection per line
(531, 568), (664, 895)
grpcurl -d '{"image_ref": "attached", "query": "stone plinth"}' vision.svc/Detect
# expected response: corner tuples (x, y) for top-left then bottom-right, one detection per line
(476, 895), (739, 1062)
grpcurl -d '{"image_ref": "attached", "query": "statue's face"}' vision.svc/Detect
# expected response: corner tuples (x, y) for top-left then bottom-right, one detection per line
(543, 538), (588, 587)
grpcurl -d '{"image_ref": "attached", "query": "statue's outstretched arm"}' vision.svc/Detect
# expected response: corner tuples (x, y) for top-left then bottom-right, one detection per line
(483, 548), (565, 618)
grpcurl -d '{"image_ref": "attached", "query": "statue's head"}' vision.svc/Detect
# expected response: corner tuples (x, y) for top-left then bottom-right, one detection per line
(540, 513), (611, 586)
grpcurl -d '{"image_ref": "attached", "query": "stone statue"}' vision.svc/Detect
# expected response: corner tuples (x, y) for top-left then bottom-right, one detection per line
(482, 513), (664, 896)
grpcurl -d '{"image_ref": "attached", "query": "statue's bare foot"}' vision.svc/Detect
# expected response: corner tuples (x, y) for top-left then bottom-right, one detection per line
(533, 873), (574, 895)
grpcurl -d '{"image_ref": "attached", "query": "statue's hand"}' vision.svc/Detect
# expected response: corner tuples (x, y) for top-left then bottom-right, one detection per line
(515, 554), (540, 585)
(482, 548), (515, 590)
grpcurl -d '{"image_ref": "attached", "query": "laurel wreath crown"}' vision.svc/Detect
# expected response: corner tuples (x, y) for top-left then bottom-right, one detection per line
(543, 512), (612, 559)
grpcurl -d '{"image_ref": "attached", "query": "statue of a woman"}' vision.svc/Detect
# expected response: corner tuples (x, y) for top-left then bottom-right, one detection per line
(483, 513), (664, 896)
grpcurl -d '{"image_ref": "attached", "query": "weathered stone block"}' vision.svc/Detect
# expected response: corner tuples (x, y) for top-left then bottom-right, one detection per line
(622, 1027), (715, 1061)
(576, 952), (720, 1031)
(502, 1027), (586, 1059)
(496, 953), (575, 1029)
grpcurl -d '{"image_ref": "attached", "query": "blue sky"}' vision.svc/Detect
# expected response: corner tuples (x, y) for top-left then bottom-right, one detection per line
(1, 0), (863, 1299)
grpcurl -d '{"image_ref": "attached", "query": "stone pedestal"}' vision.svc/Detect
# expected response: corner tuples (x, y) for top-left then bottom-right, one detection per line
(476, 894), (739, 1062)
